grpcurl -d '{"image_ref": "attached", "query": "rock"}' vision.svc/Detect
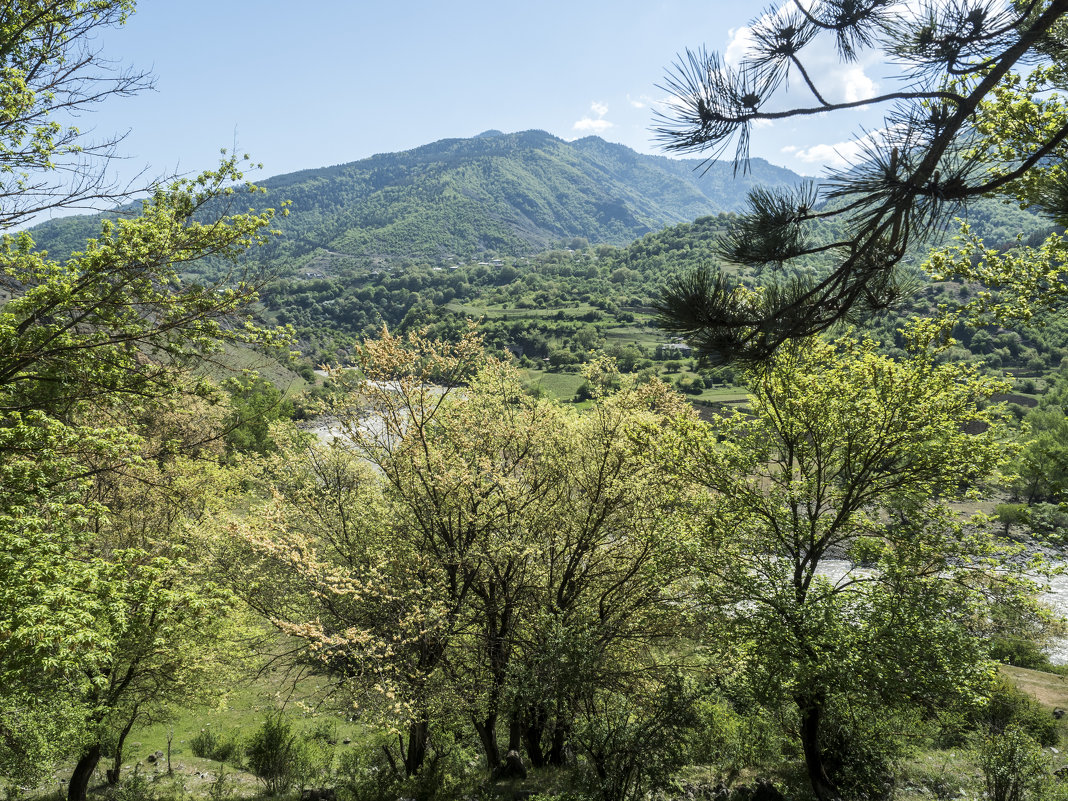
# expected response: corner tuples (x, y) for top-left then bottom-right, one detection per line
(732, 779), (786, 801)
(491, 749), (527, 782)
(342, 738), (351, 745)
(1055, 708), (1065, 719)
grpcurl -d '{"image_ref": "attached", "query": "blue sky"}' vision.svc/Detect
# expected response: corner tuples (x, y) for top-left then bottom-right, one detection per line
(79, 1), (894, 188)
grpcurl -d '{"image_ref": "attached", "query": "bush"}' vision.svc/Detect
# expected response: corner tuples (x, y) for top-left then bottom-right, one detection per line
(338, 743), (400, 801)
(816, 706), (903, 801)
(190, 726), (241, 764)
(686, 699), (780, 783)
(989, 636), (1055, 671)
(982, 676), (1059, 747)
(978, 723), (1049, 801)
(338, 736), (480, 801)
(245, 712), (309, 795)
(1028, 503), (1068, 544)
(574, 674), (699, 801)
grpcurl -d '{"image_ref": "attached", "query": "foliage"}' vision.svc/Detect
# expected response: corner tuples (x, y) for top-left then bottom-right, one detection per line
(981, 676), (1060, 747)
(654, 0), (1068, 362)
(0, 2), (289, 789)
(222, 375), (294, 456)
(190, 726), (242, 765)
(978, 723), (1050, 801)
(244, 712), (309, 796)
(220, 330), (696, 778)
(661, 325), (1043, 800)
(685, 698), (782, 785)
(0, 1), (145, 230)
(573, 673), (700, 801)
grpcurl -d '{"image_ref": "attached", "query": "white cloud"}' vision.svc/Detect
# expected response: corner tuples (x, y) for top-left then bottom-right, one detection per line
(724, 25), (754, 67)
(573, 101), (613, 133)
(783, 128), (886, 169)
(573, 118), (614, 133)
(841, 67), (876, 104)
(627, 94), (646, 109)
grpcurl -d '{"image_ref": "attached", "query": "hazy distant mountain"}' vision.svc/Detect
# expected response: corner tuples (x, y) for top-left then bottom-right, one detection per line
(246, 129), (812, 263)
(28, 130), (804, 264)
(28, 129), (1048, 266)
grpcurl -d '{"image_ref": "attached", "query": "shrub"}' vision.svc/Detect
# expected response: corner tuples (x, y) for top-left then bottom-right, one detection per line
(978, 723), (1048, 801)
(686, 699), (780, 783)
(989, 636), (1055, 671)
(190, 726), (241, 764)
(338, 744), (399, 801)
(245, 712), (309, 795)
(574, 674), (699, 801)
(816, 704), (905, 801)
(982, 676), (1059, 747)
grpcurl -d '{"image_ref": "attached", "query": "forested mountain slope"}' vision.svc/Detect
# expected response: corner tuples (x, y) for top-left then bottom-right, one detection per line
(28, 130), (806, 264)
(28, 129), (1050, 274)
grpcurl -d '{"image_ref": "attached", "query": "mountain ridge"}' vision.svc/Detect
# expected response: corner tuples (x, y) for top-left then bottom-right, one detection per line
(27, 130), (806, 264)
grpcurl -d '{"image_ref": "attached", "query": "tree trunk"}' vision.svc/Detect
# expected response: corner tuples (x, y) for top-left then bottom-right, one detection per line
(107, 709), (139, 785)
(403, 718), (430, 777)
(796, 694), (839, 801)
(508, 711), (522, 752)
(546, 722), (568, 766)
(69, 743), (102, 801)
(473, 713), (500, 769)
(523, 705), (547, 768)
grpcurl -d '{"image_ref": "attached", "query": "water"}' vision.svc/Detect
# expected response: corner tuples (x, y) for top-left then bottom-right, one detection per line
(820, 559), (1068, 664)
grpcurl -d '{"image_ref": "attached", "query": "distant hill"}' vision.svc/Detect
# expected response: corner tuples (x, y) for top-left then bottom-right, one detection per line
(26, 129), (1053, 268)
(27, 130), (806, 265)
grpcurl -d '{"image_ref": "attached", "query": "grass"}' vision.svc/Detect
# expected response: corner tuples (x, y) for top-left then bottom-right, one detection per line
(520, 368), (586, 400)
(212, 343), (308, 395)
(1002, 664), (1068, 709)
(446, 302), (600, 319)
(601, 325), (666, 347)
(36, 672), (370, 800)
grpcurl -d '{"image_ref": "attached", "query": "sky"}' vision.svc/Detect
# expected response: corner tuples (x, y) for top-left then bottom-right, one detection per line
(74, 0), (898, 190)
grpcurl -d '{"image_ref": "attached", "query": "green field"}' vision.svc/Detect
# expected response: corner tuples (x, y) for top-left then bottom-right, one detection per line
(520, 369), (587, 400)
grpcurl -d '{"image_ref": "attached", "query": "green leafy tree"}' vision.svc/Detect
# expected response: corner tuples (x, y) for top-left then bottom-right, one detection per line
(223, 375), (294, 456)
(62, 395), (250, 801)
(0, 1), (288, 784)
(662, 326), (1045, 800)
(1013, 406), (1068, 502)
(223, 334), (697, 782)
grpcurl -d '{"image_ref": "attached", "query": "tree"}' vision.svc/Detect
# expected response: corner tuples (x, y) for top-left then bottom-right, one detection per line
(0, 1), (149, 229)
(62, 394), (249, 801)
(0, 1), (288, 782)
(223, 330), (536, 777)
(222, 334), (697, 782)
(509, 361), (696, 769)
(662, 326), (1045, 800)
(1012, 406), (1068, 502)
(653, 0), (1068, 362)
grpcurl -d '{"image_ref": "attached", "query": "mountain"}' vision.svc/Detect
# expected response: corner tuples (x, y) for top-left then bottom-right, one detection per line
(27, 130), (806, 265)
(26, 129), (1054, 269)
(250, 130), (813, 264)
